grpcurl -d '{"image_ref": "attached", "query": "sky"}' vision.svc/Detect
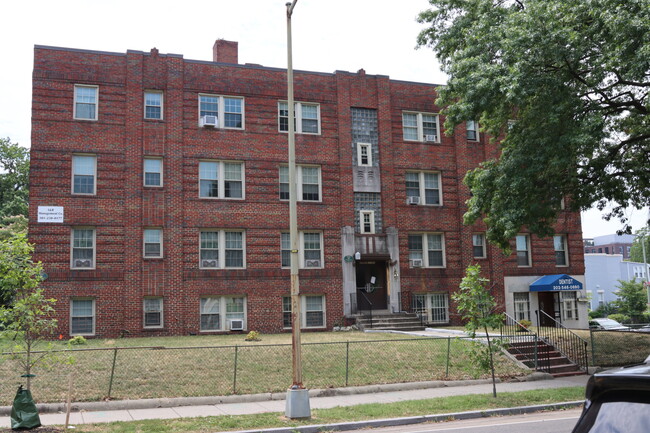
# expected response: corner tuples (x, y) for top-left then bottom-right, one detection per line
(0, 0), (647, 238)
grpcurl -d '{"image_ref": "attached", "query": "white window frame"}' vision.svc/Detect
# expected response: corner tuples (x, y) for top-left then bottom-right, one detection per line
(71, 227), (96, 270)
(408, 233), (446, 268)
(199, 296), (247, 332)
(466, 120), (479, 141)
(198, 94), (245, 129)
(73, 84), (98, 120)
(472, 233), (486, 258)
(513, 292), (530, 322)
(199, 230), (246, 269)
(597, 290), (605, 307)
(412, 293), (449, 324)
(359, 210), (375, 234)
(561, 291), (578, 321)
(278, 101), (321, 134)
(405, 171), (442, 206)
(144, 91), (163, 120)
(279, 165), (322, 202)
(281, 232), (323, 269)
(72, 154), (97, 195)
(282, 296), (292, 329)
(282, 295), (326, 329)
(143, 297), (164, 328)
(70, 298), (95, 336)
(143, 157), (163, 187)
(198, 160), (245, 200)
(356, 142), (372, 166)
(143, 228), (163, 259)
(516, 234), (531, 267)
(402, 111), (440, 143)
(554, 235), (569, 267)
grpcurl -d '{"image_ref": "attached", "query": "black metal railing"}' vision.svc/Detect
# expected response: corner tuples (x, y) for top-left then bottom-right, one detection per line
(536, 310), (589, 372)
(502, 313), (550, 373)
(358, 291), (373, 328)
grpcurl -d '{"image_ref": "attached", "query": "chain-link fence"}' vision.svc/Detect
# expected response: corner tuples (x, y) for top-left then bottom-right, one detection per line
(589, 329), (650, 367)
(0, 337), (525, 405)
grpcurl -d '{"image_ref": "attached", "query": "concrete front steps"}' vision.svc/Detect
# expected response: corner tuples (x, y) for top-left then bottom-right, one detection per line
(355, 312), (425, 332)
(507, 340), (585, 377)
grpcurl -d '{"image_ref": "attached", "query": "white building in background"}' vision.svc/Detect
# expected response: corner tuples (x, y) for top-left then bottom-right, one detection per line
(584, 254), (648, 311)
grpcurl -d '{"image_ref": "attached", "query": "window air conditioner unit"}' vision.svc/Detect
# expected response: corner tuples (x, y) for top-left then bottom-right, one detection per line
(200, 115), (218, 127)
(305, 259), (321, 268)
(201, 259), (218, 268)
(74, 259), (92, 268)
(410, 259), (423, 268)
(407, 196), (421, 205)
(425, 134), (437, 142)
(229, 319), (244, 331)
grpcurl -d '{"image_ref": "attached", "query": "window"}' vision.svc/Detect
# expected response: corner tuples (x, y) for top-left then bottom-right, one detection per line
(472, 233), (486, 258)
(279, 165), (321, 201)
(199, 161), (244, 199)
(71, 228), (95, 269)
(466, 120), (479, 141)
(513, 292), (530, 321)
(405, 172), (441, 205)
(402, 112), (440, 142)
(143, 157), (163, 187)
(360, 210), (375, 234)
(198, 94), (244, 129)
(144, 228), (163, 258)
(71, 298), (95, 336)
(278, 101), (320, 134)
(72, 155), (96, 195)
(554, 235), (569, 266)
(282, 296), (292, 328)
(598, 290), (604, 307)
(199, 230), (245, 269)
(144, 91), (163, 119)
(143, 297), (163, 328)
(200, 296), (246, 331)
(73, 85), (98, 120)
(412, 293), (449, 324)
(408, 233), (445, 268)
(357, 143), (372, 166)
(281, 232), (323, 268)
(561, 292), (578, 320)
(516, 234), (531, 267)
(282, 295), (326, 328)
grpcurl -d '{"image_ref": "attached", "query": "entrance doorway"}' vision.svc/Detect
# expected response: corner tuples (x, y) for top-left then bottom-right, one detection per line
(538, 292), (560, 326)
(355, 261), (387, 310)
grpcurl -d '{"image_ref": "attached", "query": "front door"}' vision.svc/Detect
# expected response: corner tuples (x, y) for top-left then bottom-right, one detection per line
(538, 292), (558, 326)
(356, 261), (387, 310)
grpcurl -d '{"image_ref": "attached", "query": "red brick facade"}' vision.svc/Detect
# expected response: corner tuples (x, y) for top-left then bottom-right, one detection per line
(29, 42), (586, 338)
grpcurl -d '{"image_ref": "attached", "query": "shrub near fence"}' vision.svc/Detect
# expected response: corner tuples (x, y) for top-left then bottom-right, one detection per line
(0, 337), (526, 404)
(589, 329), (650, 367)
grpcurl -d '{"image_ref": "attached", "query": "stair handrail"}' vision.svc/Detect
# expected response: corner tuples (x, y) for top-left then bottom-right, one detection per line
(502, 313), (550, 373)
(536, 310), (589, 372)
(358, 290), (373, 328)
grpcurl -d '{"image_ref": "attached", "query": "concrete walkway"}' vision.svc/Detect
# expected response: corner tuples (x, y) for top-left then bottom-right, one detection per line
(0, 374), (589, 428)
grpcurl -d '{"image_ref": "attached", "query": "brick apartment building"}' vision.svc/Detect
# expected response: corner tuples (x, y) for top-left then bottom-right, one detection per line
(29, 40), (587, 338)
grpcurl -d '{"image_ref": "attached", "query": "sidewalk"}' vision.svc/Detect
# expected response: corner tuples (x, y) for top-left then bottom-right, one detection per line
(0, 374), (589, 428)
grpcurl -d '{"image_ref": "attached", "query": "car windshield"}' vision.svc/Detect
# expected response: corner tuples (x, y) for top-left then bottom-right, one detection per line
(587, 401), (650, 432)
(595, 319), (624, 329)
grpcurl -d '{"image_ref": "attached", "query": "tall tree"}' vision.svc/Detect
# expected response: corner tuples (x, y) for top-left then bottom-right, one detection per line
(0, 138), (30, 219)
(629, 228), (650, 264)
(417, 0), (650, 249)
(613, 279), (647, 321)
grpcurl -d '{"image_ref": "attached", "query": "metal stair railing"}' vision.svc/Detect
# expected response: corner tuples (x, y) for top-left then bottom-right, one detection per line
(536, 310), (589, 372)
(502, 313), (550, 373)
(358, 290), (373, 329)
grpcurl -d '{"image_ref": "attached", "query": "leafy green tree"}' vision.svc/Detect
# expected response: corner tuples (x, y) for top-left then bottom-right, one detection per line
(613, 279), (648, 321)
(0, 137), (29, 219)
(453, 264), (504, 397)
(629, 229), (650, 264)
(0, 233), (40, 307)
(0, 215), (28, 241)
(417, 0), (650, 249)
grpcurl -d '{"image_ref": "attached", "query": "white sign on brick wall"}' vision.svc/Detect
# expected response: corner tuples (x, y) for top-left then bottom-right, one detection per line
(38, 206), (64, 223)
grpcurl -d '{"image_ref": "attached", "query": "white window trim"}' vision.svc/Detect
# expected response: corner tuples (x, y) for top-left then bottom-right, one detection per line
(302, 295), (326, 329)
(409, 232), (446, 268)
(402, 111), (440, 143)
(70, 227), (96, 270)
(561, 291), (579, 321)
(198, 160), (245, 200)
(143, 228), (163, 259)
(472, 233), (487, 259)
(554, 235), (569, 267)
(279, 164), (322, 202)
(516, 234), (532, 267)
(143, 157), (163, 187)
(359, 210), (375, 234)
(199, 296), (247, 332)
(144, 90), (163, 120)
(71, 154), (97, 196)
(143, 297), (164, 329)
(513, 292), (531, 322)
(198, 94), (245, 129)
(406, 171), (442, 206)
(466, 120), (479, 141)
(413, 293), (449, 324)
(70, 298), (96, 336)
(356, 142), (372, 167)
(278, 101), (321, 135)
(281, 231), (323, 269)
(73, 84), (98, 121)
(199, 230), (246, 269)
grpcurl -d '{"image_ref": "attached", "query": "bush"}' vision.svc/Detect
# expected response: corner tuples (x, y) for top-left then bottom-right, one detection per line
(607, 313), (630, 324)
(244, 331), (261, 341)
(67, 336), (87, 346)
(590, 302), (618, 318)
(517, 319), (532, 332)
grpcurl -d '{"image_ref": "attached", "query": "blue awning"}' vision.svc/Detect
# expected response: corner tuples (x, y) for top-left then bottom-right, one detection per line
(530, 274), (583, 292)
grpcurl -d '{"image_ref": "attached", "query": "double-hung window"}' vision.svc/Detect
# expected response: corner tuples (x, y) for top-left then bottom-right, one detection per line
(402, 112), (440, 142)
(516, 234), (531, 267)
(199, 230), (245, 269)
(73, 85), (98, 120)
(282, 295), (325, 328)
(144, 228), (163, 258)
(408, 233), (445, 268)
(72, 155), (97, 195)
(143, 297), (163, 328)
(198, 94), (244, 129)
(357, 142), (372, 166)
(144, 91), (163, 120)
(280, 232), (323, 268)
(279, 165), (321, 201)
(466, 120), (479, 141)
(405, 171), (441, 205)
(561, 292), (578, 320)
(71, 228), (95, 269)
(143, 157), (163, 187)
(71, 298), (95, 336)
(199, 161), (244, 199)
(513, 292), (530, 321)
(278, 101), (321, 134)
(472, 233), (486, 258)
(359, 210), (375, 234)
(554, 235), (569, 266)
(411, 293), (449, 324)
(199, 296), (247, 331)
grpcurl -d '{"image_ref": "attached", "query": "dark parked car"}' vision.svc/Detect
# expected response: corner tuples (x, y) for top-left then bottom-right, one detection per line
(571, 356), (650, 432)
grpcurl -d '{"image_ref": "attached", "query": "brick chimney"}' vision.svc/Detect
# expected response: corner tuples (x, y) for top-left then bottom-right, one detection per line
(213, 39), (238, 64)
